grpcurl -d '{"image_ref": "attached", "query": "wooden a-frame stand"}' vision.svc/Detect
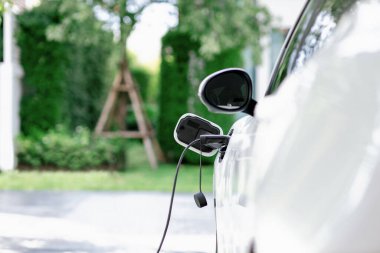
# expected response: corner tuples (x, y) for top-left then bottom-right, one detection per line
(95, 61), (164, 169)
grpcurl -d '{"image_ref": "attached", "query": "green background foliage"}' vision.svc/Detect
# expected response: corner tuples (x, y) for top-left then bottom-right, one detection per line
(132, 67), (150, 102)
(17, 3), (67, 136)
(0, 0), (12, 14)
(157, 30), (198, 162)
(178, 0), (271, 61)
(157, 29), (239, 163)
(17, 126), (125, 170)
(156, 0), (270, 162)
(64, 42), (112, 129)
(17, 0), (113, 136)
(12, 0), (271, 169)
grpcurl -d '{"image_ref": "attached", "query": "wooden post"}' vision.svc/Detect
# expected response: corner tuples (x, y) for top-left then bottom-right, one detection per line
(95, 63), (164, 169)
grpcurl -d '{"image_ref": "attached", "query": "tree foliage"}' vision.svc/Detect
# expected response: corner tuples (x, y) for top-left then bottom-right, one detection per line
(45, 1), (109, 46)
(178, 0), (271, 62)
(0, 0), (12, 14)
(90, 1), (174, 31)
(89, 0), (173, 58)
(17, 0), (114, 136)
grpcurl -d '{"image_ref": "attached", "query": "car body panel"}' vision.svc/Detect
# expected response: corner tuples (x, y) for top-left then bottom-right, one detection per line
(251, 2), (380, 252)
(214, 115), (258, 253)
(213, 0), (380, 252)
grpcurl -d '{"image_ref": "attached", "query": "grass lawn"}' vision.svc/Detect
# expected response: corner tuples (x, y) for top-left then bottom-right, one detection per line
(0, 144), (214, 192)
(0, 165), (213, 192)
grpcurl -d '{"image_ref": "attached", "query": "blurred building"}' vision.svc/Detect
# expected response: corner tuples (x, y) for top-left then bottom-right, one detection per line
(249, 0), (306, 100)
(0, 0), (39, 171)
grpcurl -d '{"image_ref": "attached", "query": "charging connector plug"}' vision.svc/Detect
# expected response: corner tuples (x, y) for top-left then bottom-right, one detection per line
(199, 135), (230, 150)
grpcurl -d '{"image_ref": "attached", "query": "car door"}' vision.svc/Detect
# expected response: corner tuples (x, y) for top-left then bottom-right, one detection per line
(213, 0), (366, 252)
(251, 1), (380, 252)
(214, 115), (259, 253)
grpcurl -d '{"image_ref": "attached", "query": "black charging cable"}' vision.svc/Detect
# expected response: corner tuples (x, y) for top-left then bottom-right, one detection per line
(194, 135), (230, 208)
(194, 137), (208, 208)
(199, 143), (203, 193)
(156, 138), (200, 253)
(156, 135), (230, 252)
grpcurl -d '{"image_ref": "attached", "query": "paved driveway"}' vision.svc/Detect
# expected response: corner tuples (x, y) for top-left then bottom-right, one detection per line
(0, 191), (215, 253)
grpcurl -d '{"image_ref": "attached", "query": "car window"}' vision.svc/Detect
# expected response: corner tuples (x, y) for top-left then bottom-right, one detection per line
(266, 0), (358, 95)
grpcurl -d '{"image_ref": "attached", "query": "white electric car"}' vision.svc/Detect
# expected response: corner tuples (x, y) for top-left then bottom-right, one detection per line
(197, 0), (380, 252)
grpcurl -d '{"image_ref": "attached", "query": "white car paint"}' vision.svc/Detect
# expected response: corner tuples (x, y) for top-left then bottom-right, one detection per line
(214, 116), (258, 253)
(214, 0), (380, 252)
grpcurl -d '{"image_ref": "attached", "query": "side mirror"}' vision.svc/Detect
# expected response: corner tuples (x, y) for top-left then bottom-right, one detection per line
(198, 68), (256, 116)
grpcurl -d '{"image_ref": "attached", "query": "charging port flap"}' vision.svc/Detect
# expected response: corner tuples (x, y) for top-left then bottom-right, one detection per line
(173, 113), (223, 157)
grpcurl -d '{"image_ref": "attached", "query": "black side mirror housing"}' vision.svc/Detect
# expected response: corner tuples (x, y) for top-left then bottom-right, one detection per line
(198, 68), (256, 116)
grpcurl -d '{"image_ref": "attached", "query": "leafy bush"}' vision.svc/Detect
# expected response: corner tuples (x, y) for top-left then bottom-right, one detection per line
(17, 126), (126, 170)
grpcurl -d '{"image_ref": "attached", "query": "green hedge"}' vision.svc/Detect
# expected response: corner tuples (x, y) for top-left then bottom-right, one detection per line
(64, 42), (112, 129)
(17, 126), (126, 170)
(132, 66), (150, 102)
(17, 0), (113, 137)
(157, 30), (199, 162)
(158, 29), (240, 163)
(127, 65), (156, 130)
(17, 4), (66, 137)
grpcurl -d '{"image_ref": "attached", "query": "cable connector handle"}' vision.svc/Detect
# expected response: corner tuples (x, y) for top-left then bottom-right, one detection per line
(199, 135), (230, 150)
